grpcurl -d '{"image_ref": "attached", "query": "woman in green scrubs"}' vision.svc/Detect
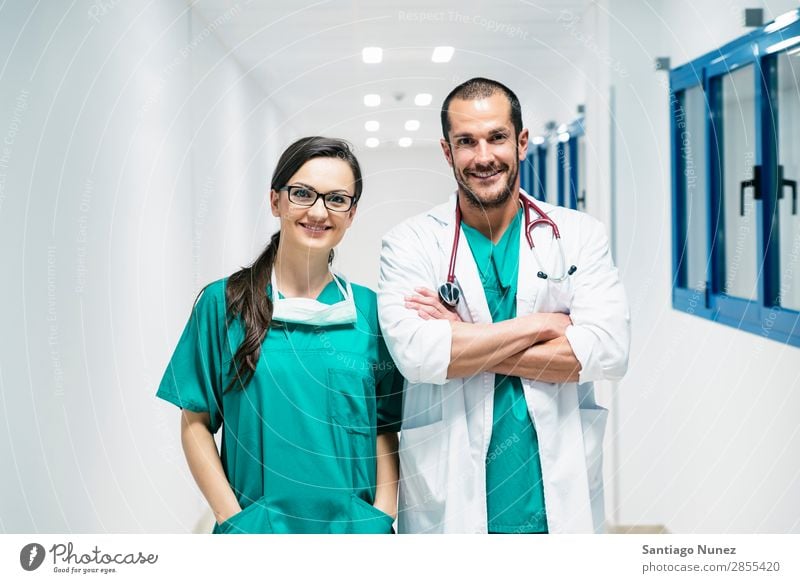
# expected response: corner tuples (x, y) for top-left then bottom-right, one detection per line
(157, 137), (403, 534)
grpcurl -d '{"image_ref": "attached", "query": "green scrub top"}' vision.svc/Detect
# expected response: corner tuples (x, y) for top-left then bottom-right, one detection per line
(461, 209), (548, 533)
(156, 276), (404, 534)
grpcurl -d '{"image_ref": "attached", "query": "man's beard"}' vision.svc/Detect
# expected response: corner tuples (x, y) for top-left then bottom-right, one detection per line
(454, 148), (519, 211)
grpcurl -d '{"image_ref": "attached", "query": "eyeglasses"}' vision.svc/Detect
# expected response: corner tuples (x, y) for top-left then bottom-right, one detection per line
(279, 185), (356, 212)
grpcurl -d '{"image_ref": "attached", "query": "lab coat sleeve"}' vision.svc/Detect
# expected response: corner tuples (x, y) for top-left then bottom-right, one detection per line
(564, 216), (631, 383)
(378, 222), (452, 386)
(156, 280), (225, 433)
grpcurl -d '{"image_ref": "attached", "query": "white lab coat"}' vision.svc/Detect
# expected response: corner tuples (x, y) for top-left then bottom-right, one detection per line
(377, 190), (631, 534)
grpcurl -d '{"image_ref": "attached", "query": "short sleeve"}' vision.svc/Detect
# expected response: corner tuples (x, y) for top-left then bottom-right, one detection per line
(156, 280), (226, 433)
(375, 332), (404, 434)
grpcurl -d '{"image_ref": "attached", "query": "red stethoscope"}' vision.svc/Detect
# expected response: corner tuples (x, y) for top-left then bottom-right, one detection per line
(438, 193), (578, 308)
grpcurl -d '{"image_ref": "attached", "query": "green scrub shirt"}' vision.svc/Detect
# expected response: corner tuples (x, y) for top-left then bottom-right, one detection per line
(157, 277), (404, 534)
(461, 209), (548, 533)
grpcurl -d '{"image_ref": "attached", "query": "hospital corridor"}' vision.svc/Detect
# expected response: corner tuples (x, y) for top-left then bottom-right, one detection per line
(1, 0), (799, 545)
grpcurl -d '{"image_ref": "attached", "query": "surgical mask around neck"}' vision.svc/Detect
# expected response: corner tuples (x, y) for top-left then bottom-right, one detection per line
(270, 269), (357, 326)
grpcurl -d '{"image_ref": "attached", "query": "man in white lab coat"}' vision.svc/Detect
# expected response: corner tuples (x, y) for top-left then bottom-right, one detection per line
(377, 77), (630, 534)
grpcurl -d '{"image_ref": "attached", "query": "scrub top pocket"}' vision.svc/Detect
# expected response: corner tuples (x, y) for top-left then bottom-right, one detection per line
(213, 496), (273, 534)
(327, 368), (376, 494)
(348, 493), (395, 534)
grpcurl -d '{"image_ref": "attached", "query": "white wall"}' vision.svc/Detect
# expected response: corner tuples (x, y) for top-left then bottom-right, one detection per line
(595, 0), (800, 533)
(0, 1), (283, 533)
(335, 145), (454, 289)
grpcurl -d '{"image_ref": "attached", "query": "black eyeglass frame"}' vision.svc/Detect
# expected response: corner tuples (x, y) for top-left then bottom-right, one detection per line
(279, 184), (357, 212)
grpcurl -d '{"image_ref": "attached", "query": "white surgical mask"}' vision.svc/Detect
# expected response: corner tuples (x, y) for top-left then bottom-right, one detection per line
(270, 269), (357, 326)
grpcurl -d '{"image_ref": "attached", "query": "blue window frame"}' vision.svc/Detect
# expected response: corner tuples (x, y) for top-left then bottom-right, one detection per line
(531, 119), (584, 208)
(545, 137), (559, 206)
(534, 143), (546, 201)
(566, 117), (586, 210)
(670, 9), (800, 347)
(521, 149), (535, 196)
(521, 143), (548, 201)
(540, 118), (585, 210)
(556, 140), (566, 207)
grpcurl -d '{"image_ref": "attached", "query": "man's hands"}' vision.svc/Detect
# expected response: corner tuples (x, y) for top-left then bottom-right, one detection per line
(529, 311), (573, 343)
(405, 287), (463, 322)
(405, 287), (577, 380)
(405, 287), (572, 343)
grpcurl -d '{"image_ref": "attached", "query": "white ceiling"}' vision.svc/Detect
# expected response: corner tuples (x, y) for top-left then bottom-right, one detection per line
(191, 0), (593, 149)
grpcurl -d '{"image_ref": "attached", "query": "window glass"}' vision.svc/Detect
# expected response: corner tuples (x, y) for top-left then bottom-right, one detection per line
(720, 66), (758, 300)
(777, 51), (800, 311)
(681, 86), (709, 291)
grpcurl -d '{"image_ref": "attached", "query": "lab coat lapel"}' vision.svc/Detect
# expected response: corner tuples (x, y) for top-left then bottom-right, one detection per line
(521, 198), (561, 314)
(516, 204), (539, 317)
(428, 195), (491, 325)
(516, 191), (547, 315)
(453, 223), (492, 324)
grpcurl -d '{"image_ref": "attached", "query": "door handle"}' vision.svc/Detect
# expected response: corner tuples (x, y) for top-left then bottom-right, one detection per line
(739, 164), (761, 217)
(577, 189), (586, 210)
(778, 165), (797, 216)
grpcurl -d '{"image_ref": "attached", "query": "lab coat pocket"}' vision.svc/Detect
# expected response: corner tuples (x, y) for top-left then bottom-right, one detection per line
(398, 420), (447, 511)
(214, 496), (273, 534)
(579, 406), (608, 532)
(327, 368), (375, 492)
(541, 278), (574, 313)
(349, 493), (395, 534)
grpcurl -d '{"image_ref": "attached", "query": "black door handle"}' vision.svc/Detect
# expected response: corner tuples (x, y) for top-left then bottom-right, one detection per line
(778, 165), (797, 216)
(740, 164), (761, 217)
(577, 189), (586, 210)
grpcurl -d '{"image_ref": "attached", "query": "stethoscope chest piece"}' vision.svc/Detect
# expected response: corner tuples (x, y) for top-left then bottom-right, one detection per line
(438, 281), (461, 308)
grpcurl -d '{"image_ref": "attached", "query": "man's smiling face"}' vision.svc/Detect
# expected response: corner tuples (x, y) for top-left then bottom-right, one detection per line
(441, 92), (528, 210)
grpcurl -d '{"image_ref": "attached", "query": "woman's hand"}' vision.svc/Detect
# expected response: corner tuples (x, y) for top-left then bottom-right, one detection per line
(404, 287), (463, 322)
(216, 505), (243, 525)
(375, 432), (399, 520)
(373, 496), (398, 520)
(180, 410), (242, 527)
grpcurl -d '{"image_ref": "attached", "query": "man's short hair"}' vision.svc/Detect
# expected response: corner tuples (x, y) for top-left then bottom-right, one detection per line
(440, 77), (523, 141)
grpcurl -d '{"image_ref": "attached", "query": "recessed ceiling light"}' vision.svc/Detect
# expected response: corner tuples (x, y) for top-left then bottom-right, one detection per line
(414, 93), (432, 106)
(398, 137), (413, 148)
(365, 120), (380, 132)
(532, 136), (545, 145)
(362, 47), (383, 64)
(558, 132), (570, 143)
(431, 46), (455, 63)
(366, 137), (380, 148)
(364, 94), (381, 107)
(404, 120), (420, 131)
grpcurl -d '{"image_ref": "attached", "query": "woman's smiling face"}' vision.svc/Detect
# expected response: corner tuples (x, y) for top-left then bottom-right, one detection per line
(270, 156), (357, 253)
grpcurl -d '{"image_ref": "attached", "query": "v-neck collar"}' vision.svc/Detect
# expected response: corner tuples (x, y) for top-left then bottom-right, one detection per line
(461, 208), (522, 290)
(268, 276), (344, 304)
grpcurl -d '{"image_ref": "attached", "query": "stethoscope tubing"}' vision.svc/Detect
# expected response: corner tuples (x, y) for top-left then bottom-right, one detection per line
(438, 192), (577, 306)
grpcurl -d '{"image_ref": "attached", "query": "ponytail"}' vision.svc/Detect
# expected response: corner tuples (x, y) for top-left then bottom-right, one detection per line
(224, 231), (280, 392)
